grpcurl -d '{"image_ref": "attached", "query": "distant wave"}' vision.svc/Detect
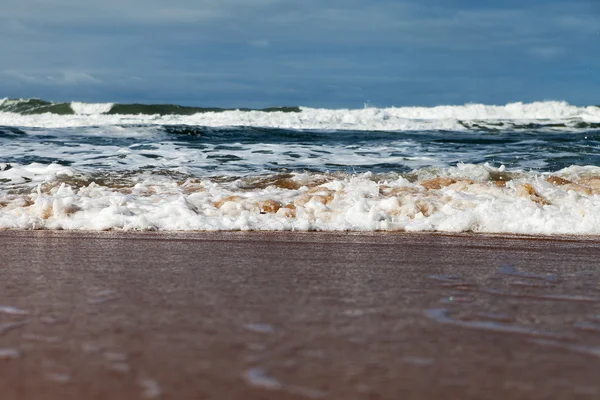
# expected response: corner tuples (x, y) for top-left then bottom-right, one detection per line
(0, 98), (300, 116)
(1, 97), (600, 132)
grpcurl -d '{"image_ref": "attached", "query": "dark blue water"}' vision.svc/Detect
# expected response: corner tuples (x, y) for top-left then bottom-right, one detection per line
(1, 125), (600, 177)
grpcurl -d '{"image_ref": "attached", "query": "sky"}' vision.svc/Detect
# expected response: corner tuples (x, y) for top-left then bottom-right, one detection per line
(0, 0), (599, 108)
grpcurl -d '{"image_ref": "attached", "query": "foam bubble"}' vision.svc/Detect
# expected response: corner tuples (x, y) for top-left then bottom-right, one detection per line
(0, 163), (75, 185)
(2, 164), (600, 234)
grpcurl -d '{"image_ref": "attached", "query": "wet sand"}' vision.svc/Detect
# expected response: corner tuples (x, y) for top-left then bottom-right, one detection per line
(0, 230), (599, 399)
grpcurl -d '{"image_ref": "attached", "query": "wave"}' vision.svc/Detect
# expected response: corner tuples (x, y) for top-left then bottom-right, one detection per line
(0, 98), (300, 116)
(3, 162), (600, 234)
(1, 97), (600, 132)
(0, 98), (75, 115)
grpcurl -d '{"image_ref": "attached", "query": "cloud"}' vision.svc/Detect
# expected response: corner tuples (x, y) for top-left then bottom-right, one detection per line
(557, 15), (600, 34)
(49, 71), (102, 85)
(249, 40), (270, 48)
(2, 70), (102, 85)
(0, 0), (283, 24)
(529, 46), (564, 59)
(2, 71), (39, 84)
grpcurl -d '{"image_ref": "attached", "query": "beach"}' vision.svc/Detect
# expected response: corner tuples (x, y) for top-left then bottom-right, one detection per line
(2, 0), (599, 397)
(0, 230), (599, 399)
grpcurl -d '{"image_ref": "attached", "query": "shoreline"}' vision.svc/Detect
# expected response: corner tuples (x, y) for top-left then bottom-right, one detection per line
(3, 228), (600, 242)
(0, 230), (599, 399)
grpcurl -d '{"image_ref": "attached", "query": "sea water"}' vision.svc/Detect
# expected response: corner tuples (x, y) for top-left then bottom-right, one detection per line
(1, 97), (600, 234)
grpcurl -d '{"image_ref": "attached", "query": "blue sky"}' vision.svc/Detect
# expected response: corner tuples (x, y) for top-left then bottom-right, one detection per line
(1, 0), (598, 108)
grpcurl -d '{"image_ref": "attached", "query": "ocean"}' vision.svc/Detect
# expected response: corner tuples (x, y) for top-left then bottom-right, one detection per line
(1, 97), (600, 234)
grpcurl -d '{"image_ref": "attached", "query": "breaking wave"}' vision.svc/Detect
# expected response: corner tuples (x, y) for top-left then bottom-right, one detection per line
(2, 163), (600, 234)
(2, 97), (600, 234)
(0, 98), (300, 116)
(1, 97), (599, 132)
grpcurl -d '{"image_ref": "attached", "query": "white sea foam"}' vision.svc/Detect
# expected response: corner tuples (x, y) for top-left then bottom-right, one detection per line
(2, 100), (600, 234)
(2, 163), (600, 234)
(0, 101), (598, 131)
(0, 163), (75, 185)
(70, 102), (114, 115)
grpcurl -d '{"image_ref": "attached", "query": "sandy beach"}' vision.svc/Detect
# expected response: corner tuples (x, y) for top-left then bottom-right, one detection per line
(0, 230), (599, 399)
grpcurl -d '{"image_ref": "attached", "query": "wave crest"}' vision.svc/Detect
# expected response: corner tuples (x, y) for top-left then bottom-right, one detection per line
(3, 164), (600, 234)
(1, 98), (599, 132)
